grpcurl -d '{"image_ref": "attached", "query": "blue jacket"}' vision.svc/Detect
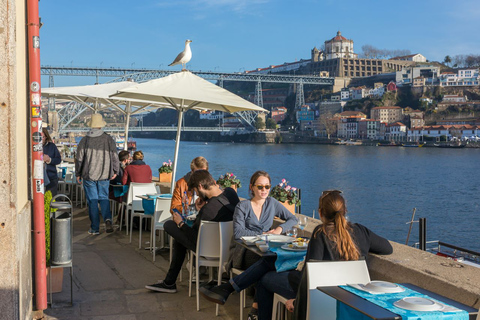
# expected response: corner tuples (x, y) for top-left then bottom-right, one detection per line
(43, 142), (62, 182)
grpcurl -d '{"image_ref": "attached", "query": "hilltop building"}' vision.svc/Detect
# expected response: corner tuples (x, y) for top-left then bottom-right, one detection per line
(389, 53), (427, 62)
(439, 68), (480, 87)
(396, 66), (440, 86)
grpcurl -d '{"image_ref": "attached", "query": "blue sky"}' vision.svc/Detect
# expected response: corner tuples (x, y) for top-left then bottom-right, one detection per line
(40, 0), (480, 86)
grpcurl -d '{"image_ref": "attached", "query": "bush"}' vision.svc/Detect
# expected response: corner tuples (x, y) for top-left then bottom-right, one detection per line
(44, 190), (52, 266)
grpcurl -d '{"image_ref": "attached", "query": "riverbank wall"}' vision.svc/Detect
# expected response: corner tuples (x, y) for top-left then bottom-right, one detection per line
(131, 131), (480, 147)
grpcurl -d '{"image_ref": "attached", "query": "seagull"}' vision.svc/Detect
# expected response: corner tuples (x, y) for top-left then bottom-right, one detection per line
(169, 39), (192, 70)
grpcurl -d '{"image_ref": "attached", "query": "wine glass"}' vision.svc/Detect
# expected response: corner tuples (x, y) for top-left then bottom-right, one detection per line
(286, 228), (298, 238)
(298, 216), (308, 237)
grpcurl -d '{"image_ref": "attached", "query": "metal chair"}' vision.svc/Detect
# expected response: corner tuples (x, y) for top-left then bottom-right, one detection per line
(127, 182), (157, 248)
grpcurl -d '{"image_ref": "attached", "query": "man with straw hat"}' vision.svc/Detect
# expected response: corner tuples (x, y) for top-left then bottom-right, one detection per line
(75, 113), (119, 235)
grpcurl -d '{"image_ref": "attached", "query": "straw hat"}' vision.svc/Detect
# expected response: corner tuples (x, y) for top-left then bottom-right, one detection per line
(87, 114), (106, 128)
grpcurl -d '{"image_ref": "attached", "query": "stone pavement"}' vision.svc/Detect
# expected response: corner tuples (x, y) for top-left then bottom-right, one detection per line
(44, 206), (250, 320)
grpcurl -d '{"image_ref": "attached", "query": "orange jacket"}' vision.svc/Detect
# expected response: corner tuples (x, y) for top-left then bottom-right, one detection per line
(170, 177), (193, 214)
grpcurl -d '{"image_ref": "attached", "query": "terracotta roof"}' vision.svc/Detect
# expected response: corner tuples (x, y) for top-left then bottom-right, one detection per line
(338, 111), (366, 117)
(387, 122), (406, 127)
(330, 31), (348, 42)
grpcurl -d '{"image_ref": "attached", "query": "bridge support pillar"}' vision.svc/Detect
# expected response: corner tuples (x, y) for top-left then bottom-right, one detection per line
(295, 79), (305, 109)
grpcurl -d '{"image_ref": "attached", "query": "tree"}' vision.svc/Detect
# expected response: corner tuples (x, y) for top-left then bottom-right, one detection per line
(255, 117), (265, 130)
(318, 111), (336, 139)
(266, 118), (277, 130)
(443, 55), (452, 66)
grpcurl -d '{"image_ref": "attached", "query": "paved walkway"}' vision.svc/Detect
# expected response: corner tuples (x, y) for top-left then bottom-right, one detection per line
(44, 206), (249, 320)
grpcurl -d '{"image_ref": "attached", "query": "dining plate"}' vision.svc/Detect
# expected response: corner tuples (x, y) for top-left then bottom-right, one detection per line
(393, 297), (444, 311)
(363, 281), (405, 293)
(281, 244), (307, 251)
(258, 235), (295, 243)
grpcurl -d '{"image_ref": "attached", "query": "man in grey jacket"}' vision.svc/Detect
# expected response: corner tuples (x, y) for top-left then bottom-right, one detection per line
(75, 114), (119, 235)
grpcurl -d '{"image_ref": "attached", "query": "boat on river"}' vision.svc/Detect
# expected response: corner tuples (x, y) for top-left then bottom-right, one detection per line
(114, 135), (137, 151)
(435, 142), (466, 148)
(336, 139), (362, 146)
(377, 142), (402, 147)
(402, 143), (425, 147)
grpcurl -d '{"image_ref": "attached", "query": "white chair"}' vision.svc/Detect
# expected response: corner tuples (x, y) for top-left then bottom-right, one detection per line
(215, 221), (234, 316)
(272, 293), (289, 320)
(305, 260), (370, 320)
(272, 260), (370, 320)
(127, 182), (157, 248)
(189, 221), (233, 312)
(150, 197), (172, 261)
(120, 182), (154, 235)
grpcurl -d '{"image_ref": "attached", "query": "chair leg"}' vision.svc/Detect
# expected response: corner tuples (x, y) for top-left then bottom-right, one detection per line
(152, 221), (156, 262)
(129, 211), (134, 243)
(188, 253), (193, 297)
(196, 258), (200, 311)
(138, 216), (143, 249)
(119, 205), (124, 232)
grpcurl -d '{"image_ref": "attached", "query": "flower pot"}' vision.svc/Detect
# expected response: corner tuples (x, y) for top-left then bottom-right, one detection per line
(280, 201), (296, 214)
(159, 172), (172, 183)
(46, 267), (64, 294)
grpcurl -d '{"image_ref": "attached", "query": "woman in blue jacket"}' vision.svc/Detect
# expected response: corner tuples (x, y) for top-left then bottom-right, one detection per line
(42, 128), (62, 196)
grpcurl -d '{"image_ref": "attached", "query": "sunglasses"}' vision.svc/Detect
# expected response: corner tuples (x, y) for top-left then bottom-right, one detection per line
(254, 184), (271, 190)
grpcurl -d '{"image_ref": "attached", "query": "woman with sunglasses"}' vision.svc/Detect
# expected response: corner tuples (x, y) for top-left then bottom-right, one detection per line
(201, 171), (297, 319)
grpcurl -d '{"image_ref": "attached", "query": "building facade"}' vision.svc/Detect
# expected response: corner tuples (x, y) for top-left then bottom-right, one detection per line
(439, 68), (480, 87)
(371, 106), (403, 124)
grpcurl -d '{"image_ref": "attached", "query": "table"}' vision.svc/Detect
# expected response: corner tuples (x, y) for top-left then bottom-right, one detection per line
(317, 283), (478, 320)
(234, 239), (277, 258)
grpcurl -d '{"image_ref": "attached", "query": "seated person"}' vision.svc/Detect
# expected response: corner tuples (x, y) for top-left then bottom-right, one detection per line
(122, 150), (152, 184)
(170, 156), (208, 214)
(145, 170), (240, 293)
(201, 190), (393, 320)
(227, 170), (298, 318)
(109, 150), (130, 203)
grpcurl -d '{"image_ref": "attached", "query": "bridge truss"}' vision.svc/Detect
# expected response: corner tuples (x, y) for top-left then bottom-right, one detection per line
(41, 66), (334, 131)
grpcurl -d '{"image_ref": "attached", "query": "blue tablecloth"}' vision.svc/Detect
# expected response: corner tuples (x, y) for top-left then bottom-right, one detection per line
(338, 284), (469, 320)
(141, 194), (172, 215)
(269, 247), (306, 272)
(113, 185), (129, 198)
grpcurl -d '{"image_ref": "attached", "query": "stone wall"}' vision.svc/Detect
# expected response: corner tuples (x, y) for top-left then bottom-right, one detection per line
(0, 0), (33, 318)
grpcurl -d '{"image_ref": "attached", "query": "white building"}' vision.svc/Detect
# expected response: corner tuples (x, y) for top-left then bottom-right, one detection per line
(390, 53), (427, 62)
(442, 95), (468, 103)
(341, 88), (350, 101)
(396, 66), (440, 86)
(407, 125), (480, 141)
(439, 68), (479, 87)
(350, 87), (366, 100)
(324, 31), (358, 60)
(385, 122), (407, 141)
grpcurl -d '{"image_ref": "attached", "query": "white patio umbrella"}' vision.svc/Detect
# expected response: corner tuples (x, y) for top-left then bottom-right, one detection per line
(42, 82), (172, 150)
(111, 70), (268, 190)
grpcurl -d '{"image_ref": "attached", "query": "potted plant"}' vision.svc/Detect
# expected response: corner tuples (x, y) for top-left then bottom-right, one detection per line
(217, 172), (242, 191)
(45, 190), (63, 293)
(270, 179), (301, 214)
(158, 160), (173, 183)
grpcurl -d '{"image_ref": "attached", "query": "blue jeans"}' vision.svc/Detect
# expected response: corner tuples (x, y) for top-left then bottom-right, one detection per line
(257, 271), (296, 320)
(230, 256), (276, 292)
(83, 179), (111, 232)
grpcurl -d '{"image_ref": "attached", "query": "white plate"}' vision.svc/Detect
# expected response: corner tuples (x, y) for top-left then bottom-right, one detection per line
(281, 244), (307, 251)
(363, 281), (405, 293)
(259, 235), (294, 243)
(394, 297), (444, 311)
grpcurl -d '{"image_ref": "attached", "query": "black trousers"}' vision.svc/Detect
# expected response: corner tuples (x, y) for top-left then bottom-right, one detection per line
(163, 220), (197, 285)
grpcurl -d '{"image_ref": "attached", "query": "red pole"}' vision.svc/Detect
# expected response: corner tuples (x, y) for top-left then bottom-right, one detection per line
(27, 0), (47, 310)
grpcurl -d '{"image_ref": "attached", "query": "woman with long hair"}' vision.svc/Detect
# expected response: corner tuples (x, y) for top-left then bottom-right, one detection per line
(283, 190), (393, 319)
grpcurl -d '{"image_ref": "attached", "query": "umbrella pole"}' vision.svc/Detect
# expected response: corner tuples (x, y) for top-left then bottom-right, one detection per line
(124, 102), (131, 150)
(171, 107), (184, 191)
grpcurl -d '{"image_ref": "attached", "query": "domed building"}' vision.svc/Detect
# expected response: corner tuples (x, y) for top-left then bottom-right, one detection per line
(324, 31), (358, 60)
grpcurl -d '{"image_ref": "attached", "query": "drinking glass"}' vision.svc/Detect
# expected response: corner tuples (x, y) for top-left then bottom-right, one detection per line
(286, 228), (298, 238)
(298, 216), (308, 237)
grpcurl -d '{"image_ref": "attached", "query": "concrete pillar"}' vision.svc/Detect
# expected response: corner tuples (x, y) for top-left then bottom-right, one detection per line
(0, 0), (33, 318)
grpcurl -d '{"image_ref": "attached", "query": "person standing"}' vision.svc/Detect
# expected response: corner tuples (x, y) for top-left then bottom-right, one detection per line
(42, 127), (62, 196)
(75, 114), (119, 235)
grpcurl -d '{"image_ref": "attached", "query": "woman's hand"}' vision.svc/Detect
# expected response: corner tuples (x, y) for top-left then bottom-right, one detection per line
(43, 154), (51, 164)
(195, 197), (206, 211)
(265, 226), (282, 234)
(285, 299), (295, 312)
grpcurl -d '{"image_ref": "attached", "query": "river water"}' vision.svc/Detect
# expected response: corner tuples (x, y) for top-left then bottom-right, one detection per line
(138, 138), (480, 252)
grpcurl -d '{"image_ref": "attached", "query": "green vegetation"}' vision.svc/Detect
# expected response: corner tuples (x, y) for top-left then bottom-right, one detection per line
(45, 190), (52, 266)
(266, 118), (277, 129)
(255, 117), (265, 130)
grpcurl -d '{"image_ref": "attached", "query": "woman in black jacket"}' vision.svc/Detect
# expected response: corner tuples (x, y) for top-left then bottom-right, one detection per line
(42, 128), (62, 196)
(282, 190), (393, 319)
